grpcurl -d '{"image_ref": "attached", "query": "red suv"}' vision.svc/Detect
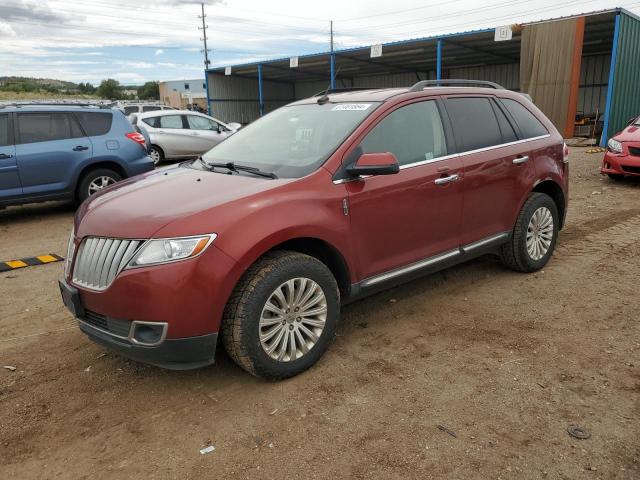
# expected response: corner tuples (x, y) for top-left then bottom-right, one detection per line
(59, 80), (569, 380)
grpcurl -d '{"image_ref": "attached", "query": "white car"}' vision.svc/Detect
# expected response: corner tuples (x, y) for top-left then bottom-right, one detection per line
(121, 103), (176, 116)
(132, 110), (241, 165)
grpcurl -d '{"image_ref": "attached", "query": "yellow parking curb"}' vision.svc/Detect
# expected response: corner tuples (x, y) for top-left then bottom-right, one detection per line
(0, 254), (64, 273)
(585, 147), (606, 153)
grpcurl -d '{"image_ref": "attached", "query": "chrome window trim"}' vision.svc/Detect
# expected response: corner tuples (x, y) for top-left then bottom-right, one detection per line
(332, 134), (551, 184)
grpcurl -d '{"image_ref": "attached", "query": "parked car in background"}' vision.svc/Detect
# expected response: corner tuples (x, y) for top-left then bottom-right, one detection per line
(119, 103), (176, 117)
(602, 115), (640, 179)
(0, 103), (154, 206)
(132, 110), (241, 165)
(60, 80), (568, 380)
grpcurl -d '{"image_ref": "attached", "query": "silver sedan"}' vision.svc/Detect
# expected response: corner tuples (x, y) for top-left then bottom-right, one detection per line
(132, 110), (241, 165)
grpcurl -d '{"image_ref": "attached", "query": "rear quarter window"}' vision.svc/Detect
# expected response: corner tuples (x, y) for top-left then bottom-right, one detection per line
(500, 98), (549, 139)
(74, 112), (113, 136)
(142, 116), (160, 128)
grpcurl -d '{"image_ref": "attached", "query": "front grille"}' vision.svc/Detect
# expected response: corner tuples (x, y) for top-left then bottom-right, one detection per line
(83, 310), (132, 338)
(628, 146), (640, 157)
(72, 237), (143, 291)
(622, 165), (640, 174)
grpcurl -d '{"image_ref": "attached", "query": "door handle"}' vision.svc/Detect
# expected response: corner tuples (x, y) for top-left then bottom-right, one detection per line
(512, 155), (529, 165)
(0, 153), (13, 159)
(434, 174), (460, 185)
(73, 146), (89, 151)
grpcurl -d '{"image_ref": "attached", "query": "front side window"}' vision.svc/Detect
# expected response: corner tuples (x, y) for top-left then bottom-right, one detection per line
(360, 101), (447, 166)
(501, 98), (548, 139)
(159, 115), (183, 129)
(187, 115), (218, 131)
(202, 102), (378, 178)
(0, 114), (10, 147)
(17, 113), (84, 144)
(446, 97), (502, 152)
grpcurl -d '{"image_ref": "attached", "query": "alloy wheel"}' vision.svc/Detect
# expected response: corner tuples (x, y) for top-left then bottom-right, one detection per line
(526, 206), (554, 260)
(259, 277), (327, 362)
(87, 176), (116, 196)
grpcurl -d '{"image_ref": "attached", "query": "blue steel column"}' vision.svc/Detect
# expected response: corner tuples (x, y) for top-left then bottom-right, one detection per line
(601, 14), (621, 146)
(436, 39), (443, 81)
(258, 64), (264, 117)
(204, 70), (212, 116)
(330, 54), (336, 89)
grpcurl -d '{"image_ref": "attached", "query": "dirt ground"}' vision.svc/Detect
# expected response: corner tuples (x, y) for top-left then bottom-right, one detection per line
(1, 148), (638, 479)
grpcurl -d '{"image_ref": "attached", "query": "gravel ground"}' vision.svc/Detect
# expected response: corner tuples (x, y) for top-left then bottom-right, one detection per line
(0, 148), (639, 479)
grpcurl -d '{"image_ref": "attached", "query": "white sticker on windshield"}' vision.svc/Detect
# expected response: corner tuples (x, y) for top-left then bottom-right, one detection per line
(332, 103), (372, 111)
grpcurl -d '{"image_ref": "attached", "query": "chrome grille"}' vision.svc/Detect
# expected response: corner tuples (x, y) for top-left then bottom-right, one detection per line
(72, 237), (143, 291)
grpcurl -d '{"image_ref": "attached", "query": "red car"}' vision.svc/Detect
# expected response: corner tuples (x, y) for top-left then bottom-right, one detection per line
(602, 116), (640, 179)
(59, 80), (569, 380)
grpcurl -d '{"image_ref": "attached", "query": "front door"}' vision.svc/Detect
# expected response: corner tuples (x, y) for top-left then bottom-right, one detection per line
(15, 112), (93, 197)
(0, 113), (21, 200)
(344, 99), (463, 281)
(185, 114), (228, 154)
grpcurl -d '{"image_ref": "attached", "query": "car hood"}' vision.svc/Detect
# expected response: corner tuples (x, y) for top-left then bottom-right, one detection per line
(614, 124), (640, 142)
(75, 165), (295, 239)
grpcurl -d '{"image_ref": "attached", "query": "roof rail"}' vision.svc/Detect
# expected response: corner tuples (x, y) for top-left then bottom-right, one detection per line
(0, 101), (114, 109)
(408, 79), (504, 92)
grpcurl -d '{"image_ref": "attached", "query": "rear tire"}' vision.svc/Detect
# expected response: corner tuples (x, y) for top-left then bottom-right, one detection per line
(77, 168), (122, 203)
(500, 192), (559, 273)
(149, 145), (164, 165)
(608, 173), (625, 181)
(222, 251), (340, 380)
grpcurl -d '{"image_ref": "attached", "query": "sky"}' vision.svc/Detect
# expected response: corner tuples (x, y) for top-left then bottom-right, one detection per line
(0, 0), (639, 85)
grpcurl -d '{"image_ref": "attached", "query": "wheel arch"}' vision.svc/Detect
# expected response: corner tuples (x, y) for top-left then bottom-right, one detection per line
(531, 179), (566, 229)
(75, 161), (127, 199)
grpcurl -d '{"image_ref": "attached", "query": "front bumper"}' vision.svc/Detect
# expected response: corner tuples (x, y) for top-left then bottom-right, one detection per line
(601, 148), (640, 176)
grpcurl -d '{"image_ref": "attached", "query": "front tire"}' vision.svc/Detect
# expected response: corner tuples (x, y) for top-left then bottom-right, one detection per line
(500, 192), (559, 272)
(222, 251), (340, 380)
(77, 168), (122, 203)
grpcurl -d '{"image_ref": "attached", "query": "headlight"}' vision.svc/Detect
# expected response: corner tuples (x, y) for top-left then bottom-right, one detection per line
(127, 234), (216, 268)
(607, 138), (623, 153)
(65, 227), (75, 277)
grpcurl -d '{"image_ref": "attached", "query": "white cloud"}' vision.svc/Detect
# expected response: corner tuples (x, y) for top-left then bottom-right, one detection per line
(112, 72), (146, 83)
(155, 49), (164, 55)
(0, 22), (17, 37)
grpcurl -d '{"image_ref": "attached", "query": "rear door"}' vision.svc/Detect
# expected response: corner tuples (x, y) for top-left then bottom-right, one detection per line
(344, 99), (463, 280)
(15, 112), (93, 197)
(185, 114), (228, 153)
(444, 95), (535, 245)
(0, 113), (21, 200)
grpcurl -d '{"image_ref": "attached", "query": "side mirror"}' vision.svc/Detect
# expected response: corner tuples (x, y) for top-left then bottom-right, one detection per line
(227, 122), (242, 131)
(346, 152), (400, 176)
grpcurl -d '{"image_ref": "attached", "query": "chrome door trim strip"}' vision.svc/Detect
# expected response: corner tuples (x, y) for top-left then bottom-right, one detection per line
(332, 134), (551, 184)
(361, 249), (460, 287)
(461, 232), (510, 253)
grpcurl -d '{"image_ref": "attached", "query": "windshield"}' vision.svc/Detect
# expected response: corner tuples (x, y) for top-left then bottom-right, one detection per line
(201, 102), (378, 178)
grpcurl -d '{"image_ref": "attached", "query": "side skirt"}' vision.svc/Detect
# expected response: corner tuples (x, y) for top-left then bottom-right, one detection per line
(345, 232), (510, 303)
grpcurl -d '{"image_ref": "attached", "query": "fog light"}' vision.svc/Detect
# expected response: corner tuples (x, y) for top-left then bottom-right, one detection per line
(129, 321), (167, 346)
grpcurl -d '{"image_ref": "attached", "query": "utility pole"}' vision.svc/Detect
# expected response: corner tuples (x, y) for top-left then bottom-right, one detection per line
(330, 20), (334, 53)
(198, 3), (211, 69)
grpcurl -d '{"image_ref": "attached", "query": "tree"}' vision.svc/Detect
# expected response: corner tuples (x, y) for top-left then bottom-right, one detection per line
(78, 82), (96, 94)
(138, 81), (160, 100)
(96, 79), (122, 99)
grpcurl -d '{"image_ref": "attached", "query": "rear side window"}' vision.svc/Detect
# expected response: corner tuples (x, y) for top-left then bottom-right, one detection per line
(124, 106), (138, 115)
(360, 101), (447, 166)
(74, 112), (113, 136)
(159, 115), (184, 129)
(142, 105), (161, 112)
(0, 114), (10, 146)
(446, 97), (502, 151)
(17, 113), (84, 144)
(501, 98), (548, 139)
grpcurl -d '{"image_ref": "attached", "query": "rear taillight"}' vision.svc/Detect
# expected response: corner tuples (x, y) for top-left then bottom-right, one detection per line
(562, 142), (569, 163)
(126, 132), (146, 146)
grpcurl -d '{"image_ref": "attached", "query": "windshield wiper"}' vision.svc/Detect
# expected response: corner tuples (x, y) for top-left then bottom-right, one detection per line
(197, 158), (277, 179)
